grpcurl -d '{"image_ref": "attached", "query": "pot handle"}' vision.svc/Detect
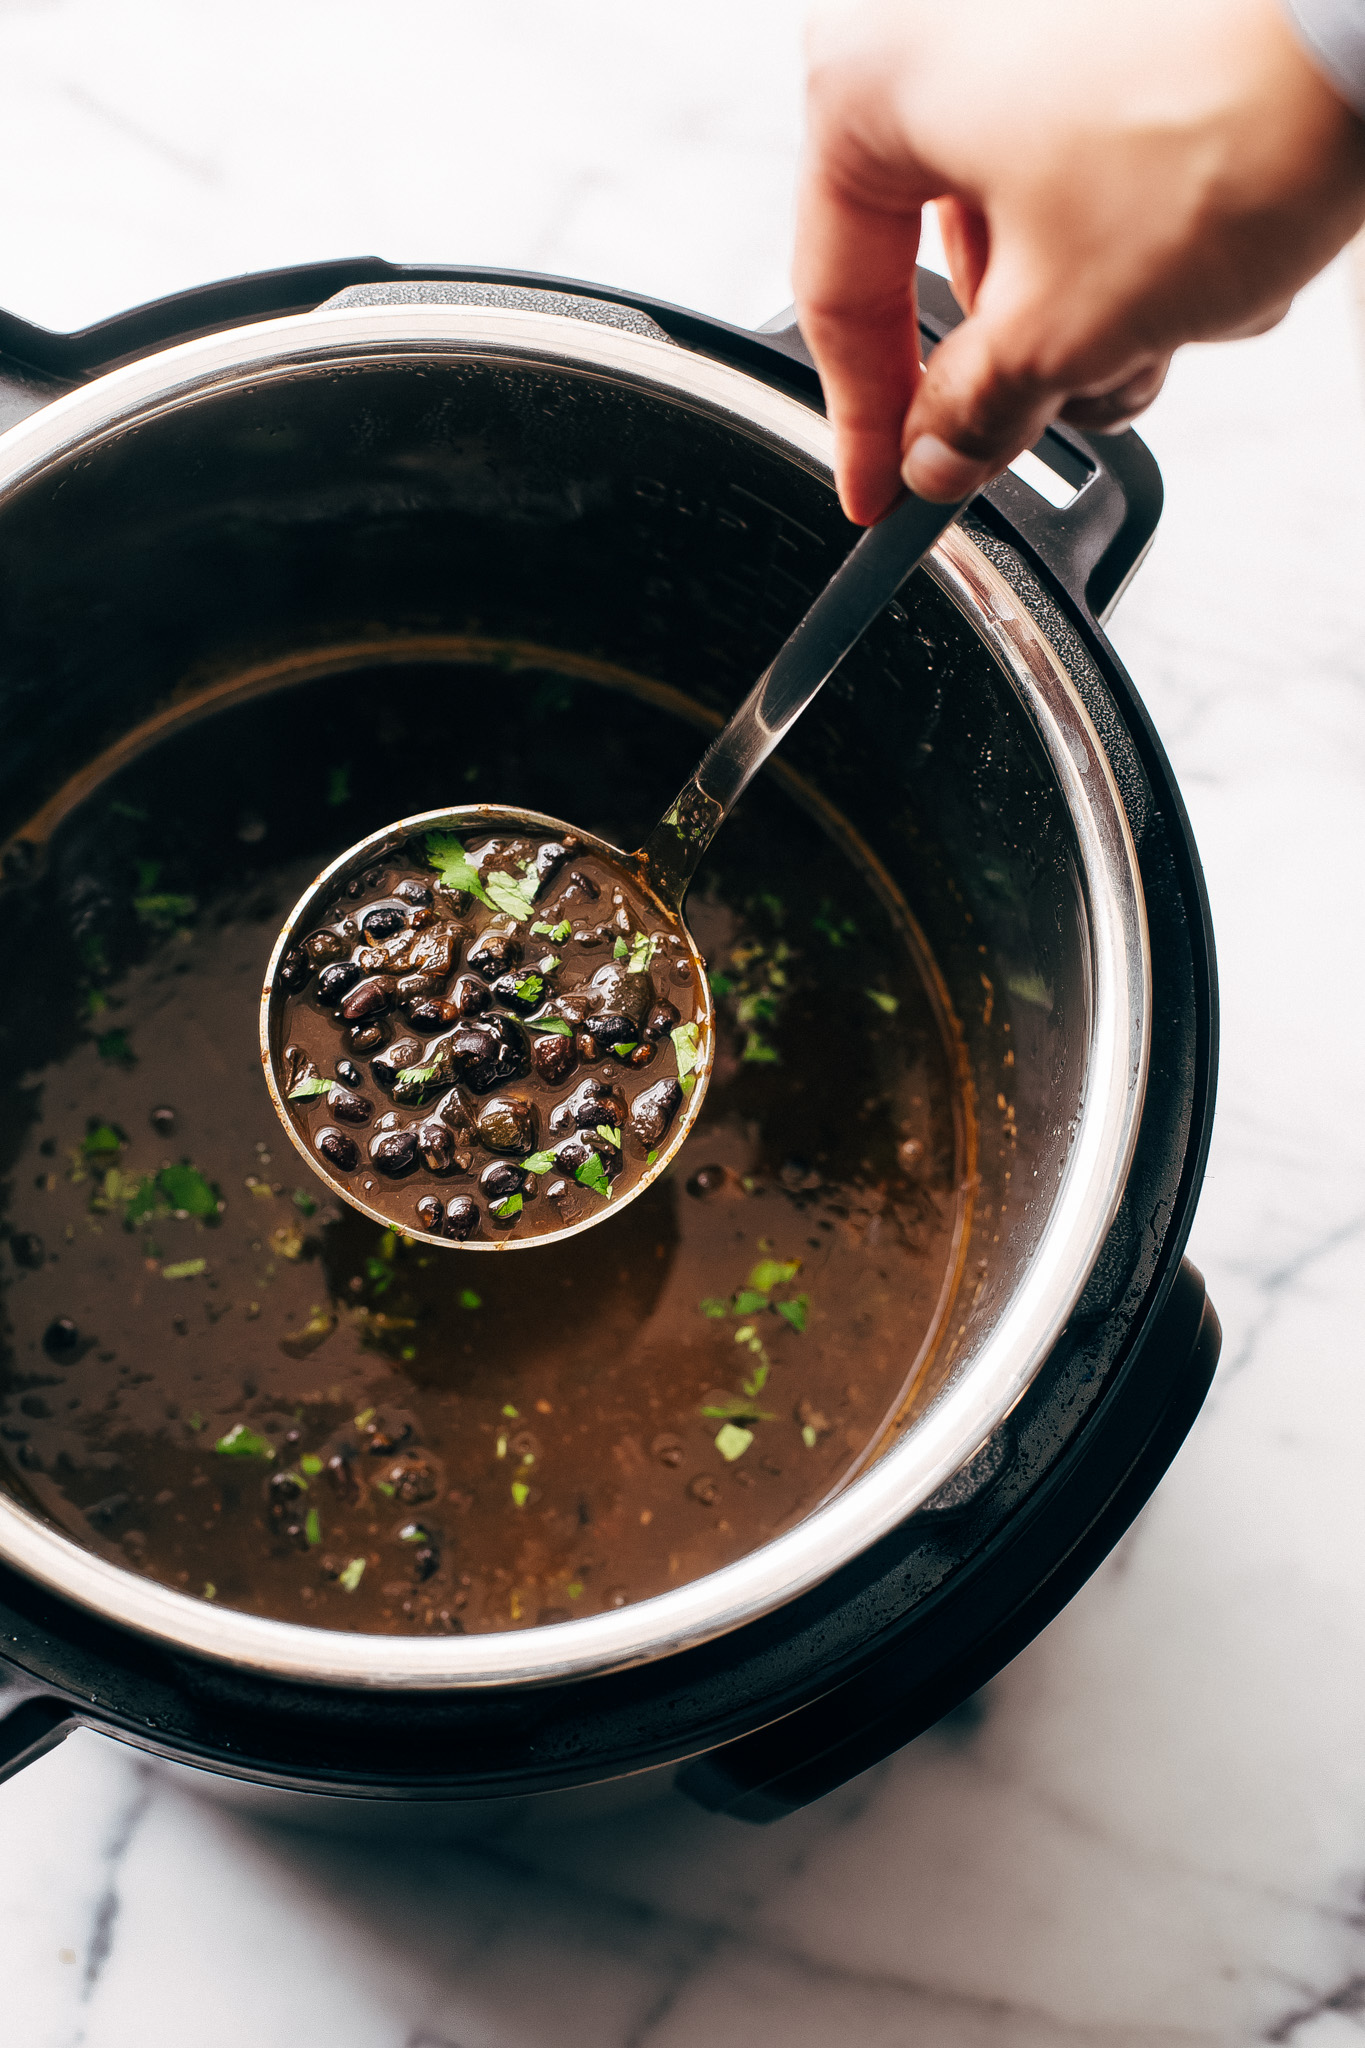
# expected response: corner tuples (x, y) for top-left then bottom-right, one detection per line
(0, 1670), (76, 1784)
(677, 1257), (1219, 1823)
(757, 269), (1163, 626)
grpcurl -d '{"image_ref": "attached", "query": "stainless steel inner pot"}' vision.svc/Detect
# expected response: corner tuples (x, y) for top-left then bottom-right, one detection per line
(0, 297), (1150, 1690)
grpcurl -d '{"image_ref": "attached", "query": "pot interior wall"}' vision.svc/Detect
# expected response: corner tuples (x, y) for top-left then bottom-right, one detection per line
(0, 352), (1090, 1457)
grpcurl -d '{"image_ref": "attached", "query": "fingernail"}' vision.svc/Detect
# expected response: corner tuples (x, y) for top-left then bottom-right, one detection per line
(902, 435), (983, 504)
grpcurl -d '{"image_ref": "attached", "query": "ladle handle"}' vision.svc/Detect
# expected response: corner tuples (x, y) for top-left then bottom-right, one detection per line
(639, 487), (970, 909)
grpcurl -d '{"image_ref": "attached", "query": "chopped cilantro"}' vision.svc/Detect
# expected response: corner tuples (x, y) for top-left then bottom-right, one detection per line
(396, 1062), (441, 1089)
(513, 972), (544, 1002)
(82, 1122), (123, 1161)
(337, 1557), (366, 1592)
(521, 1149), (557, 1174)
(354, 1407), (376, 1427)
(742, 1361), (770, 1395)
(566, 1579), (584, 1599)
(292, 1189), (317, 1216)
(425, 831), (495, 908)
(542, 955), (561, 972)
(490, 1192), (523, 1220)
(502, 1403), (519, 1417)
(96, 1029), (135, 1066)
(187, 1411), (204, 1432)
(646, 1149), (659, 1167)
(530, 1017), (574, 1036)
(532, 919), (572, 943)
(375, 1480), (395, 1498)
(510, 1481), (530, 1508)
(214, 1423), (274, 1459)
(731, 1289), (768, 1316)
(327, 764), (351, 806)
(866, 988), (899, 1015)
(399, 1522), (429, 1543)
(776, 1294), (810, 1334)
(613, 937), (629, 959)
(134, 891), (196, 929)
(708, 970), (735, 997)
(162, 1257), (207, 1281)
(749, 1258), (801, 1293)
(702, 1396), (776, 1421)
(734, 1323), (756, 1343)
(813, 901), (858, 947)
(627, 932), (657, 974)
(671, 1021), (700, 1085)
(157, 1163), (218, 1217)
(611, 1041), (638, 1058)
(484, 870), (539, 922)
(594, 1123), (621, 1148)
(288, 1075), (333, 1100)
(801, 1423), (818, 1449)
(202, 1583), (216, 1600)
(714, 1422), (753, 1462)
(741, 1030), (780, 1064)
(304, 1507), (321, 1545)
(700, 1297), (728, 1318)
(458, 1289), (482, 1310)
(575, 1153), (611, 1200)
(299, 1453), (323, 1475)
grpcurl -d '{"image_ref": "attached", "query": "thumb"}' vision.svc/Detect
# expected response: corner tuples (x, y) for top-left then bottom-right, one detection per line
(898, 292), (1070, 502)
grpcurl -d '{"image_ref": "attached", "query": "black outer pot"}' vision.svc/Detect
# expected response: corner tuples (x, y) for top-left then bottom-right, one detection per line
(0, 262), (1218, 1823)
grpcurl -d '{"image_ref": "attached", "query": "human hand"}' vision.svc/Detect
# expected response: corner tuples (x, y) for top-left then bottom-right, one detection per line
(794, 0), (1365, 519)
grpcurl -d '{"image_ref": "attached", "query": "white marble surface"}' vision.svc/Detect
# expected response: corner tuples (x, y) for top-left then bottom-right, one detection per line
(2, 4), (1365, 2042)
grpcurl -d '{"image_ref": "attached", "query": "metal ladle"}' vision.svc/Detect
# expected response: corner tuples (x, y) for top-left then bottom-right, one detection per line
(263, 487), (969, 1247)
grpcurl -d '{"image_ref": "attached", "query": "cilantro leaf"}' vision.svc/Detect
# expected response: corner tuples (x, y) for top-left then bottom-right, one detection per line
(702, 1395), (776, 1421)
(521, 1150), (557, 1175)
(510, 1481), (530, 1508)
(96, 1029), (135, 1066)
(741, 1029), (779, 1064)
(532, 919), (573, 943)
(396, 1062), (442, 1088)
(700, 1297), (728, 1318)
(82, 1122), (123, 1160)
(157, 1164), (218, 1217)
(484, 870), (539, 922)
(613, 937), (629, 959)
(866, 988), (899, 1015)
(530, 1017), (574, 1036)
(749, 1258), (801, 1294)
(714, 1422), (754, 1462)
(731, 1288), (768, 1316)
(288, 1076), (333, 1100)
(670, 1020), (700, 1084)
(594, 1124), (621, 1148)
(399, 1521), (429, 1543)
(215, 1423), (274, 1459)
(575, 1154), (611, 1200)
(425, 831), (495, 908)
(490, 1192), (523, 1220)
(162, 1257), (207, 1280)
(458, 1288), (482, 1310)
(776, 1294), (809, 1333)
(708, 970), (735, 997)
(304, 1507), (321, 1545)
(646, 1149), (659, 1167)
(627, 932), (657, 974)
(611, 1041), (638, 1057)
(337, 1557), (366, 1592)
(513, 972), (544, 1003)
(299, 1453), (323, 1475)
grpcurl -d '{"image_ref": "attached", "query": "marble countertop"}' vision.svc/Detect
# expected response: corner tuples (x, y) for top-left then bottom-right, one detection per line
(2, 4), (1364, 2042)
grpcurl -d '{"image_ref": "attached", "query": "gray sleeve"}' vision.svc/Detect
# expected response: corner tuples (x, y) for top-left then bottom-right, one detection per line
(1281, 0), (1365, 118)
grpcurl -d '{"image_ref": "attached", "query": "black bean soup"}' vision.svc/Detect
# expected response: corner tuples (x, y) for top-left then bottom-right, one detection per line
(0, 657), (968, 1636)
(273, 828), (704, 1245)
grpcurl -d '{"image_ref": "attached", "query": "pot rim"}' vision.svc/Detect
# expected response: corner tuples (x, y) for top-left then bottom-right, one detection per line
(0, 302), (1151, 1689)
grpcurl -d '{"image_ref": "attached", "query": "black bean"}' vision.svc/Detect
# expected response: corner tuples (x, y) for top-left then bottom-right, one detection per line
(465, 929), (521, 979)
(489, 971), (550, 1015)
(413, 1545), (439, 1582)
(407, 998), (460, 1028)
(644, 1001), (679, 1040)
(397, 971), (445, 1003)
(566, 869), (599, 899)
(328, 1086), (372, 1124)
(416, 1119), (456, 1173)
(451, 973), (491, 1017)
(476, 1095), (537, 1154)
(10, 1231), (44, 1270)
(335, 1059), (363, 1088)
(316, 960), (363, 1005)
(629, 1076), (683, 1149)
(533, 841), (570, 886)
(548, 1076), (624, 1134)
(42, 1317), (80, 1359)
(276, 949), (313, 993)
(371, 1037), (425, 1090)
(445, 1195), (479, 1239)
(370, 1127), (421, 1177)
(346, 1020), (389, 1053)
(530, 1030), (577, 1086)
(339, 975), (397, 1022)
(315, 1125), (360, 1172)
(446, 1015), (531, 1093)
(385, 1451), (441, 1503)
(577, 1014), (637, 1062)
(589, 962), (652, 1023)
(361, 903), (407, 939)
(394, 879), (432, 907)
(480, 1159), (526, 1197)
(415, 1194), (445, 1234)
(686, 1163), (726, 1198)
(554, 1131), (617, 1178)
(429, 1088), (473, 1136)
(268, 1470), (307, 1512)
(303, 929), (347, 964)
(627, 1042), (657, 1069)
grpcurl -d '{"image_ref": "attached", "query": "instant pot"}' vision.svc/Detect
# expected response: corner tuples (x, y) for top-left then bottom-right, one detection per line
(0, 261), (1218, 1824)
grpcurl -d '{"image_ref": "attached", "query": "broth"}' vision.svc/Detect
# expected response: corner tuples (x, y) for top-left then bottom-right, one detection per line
(0, 655), (969, 1634)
